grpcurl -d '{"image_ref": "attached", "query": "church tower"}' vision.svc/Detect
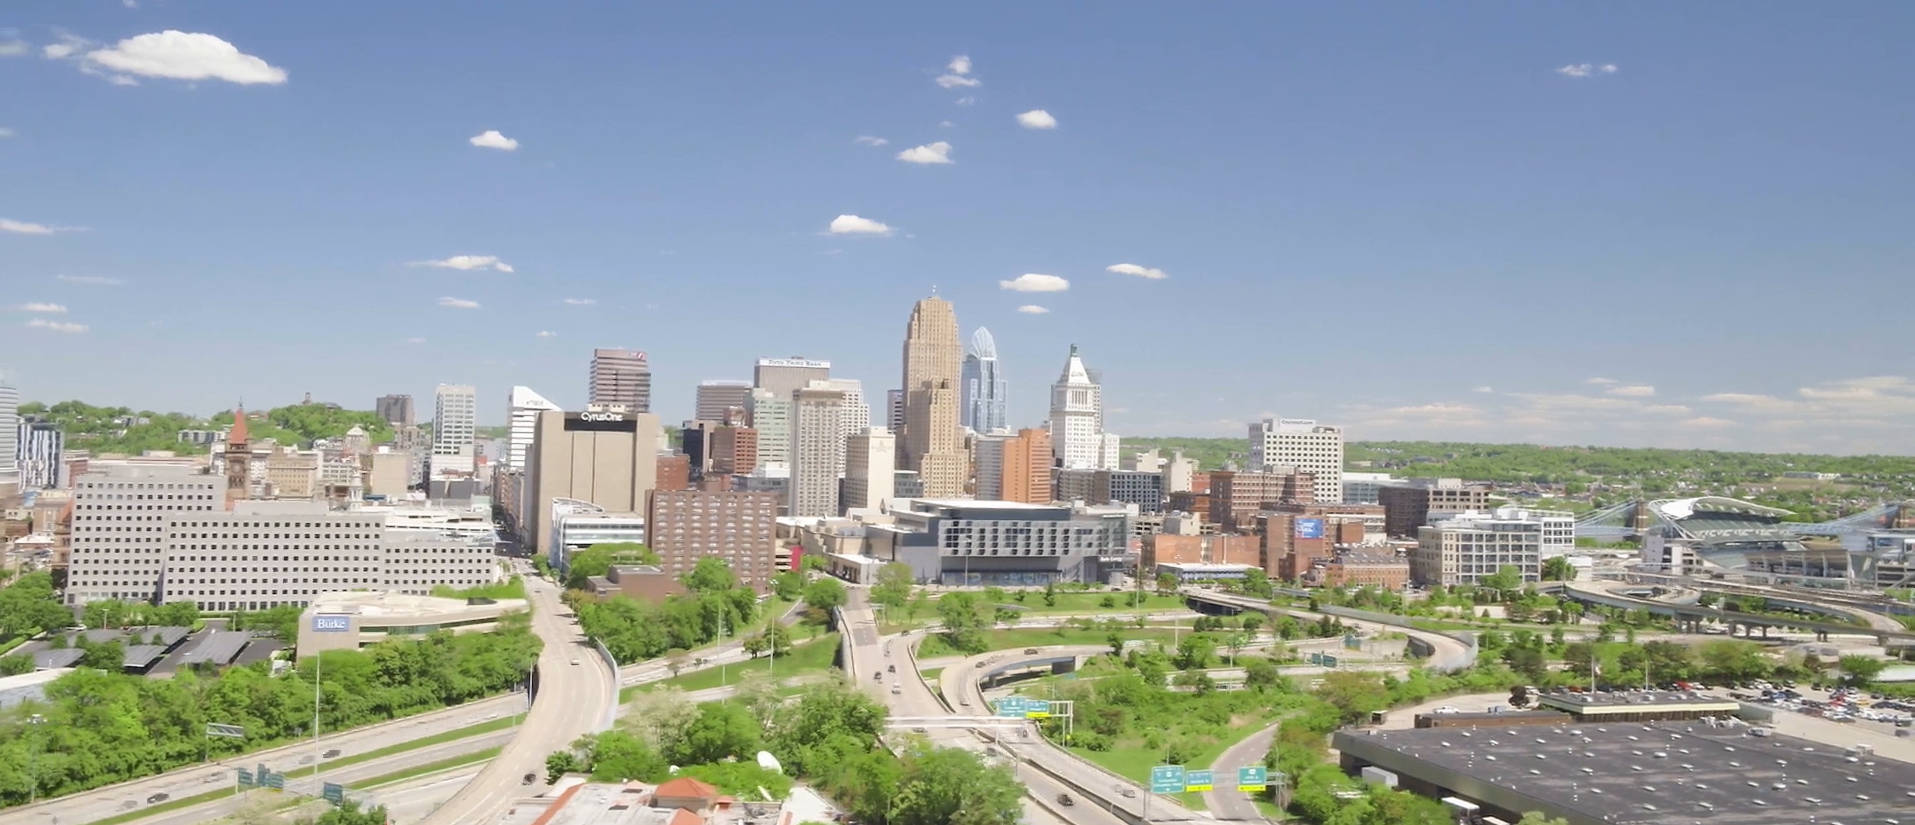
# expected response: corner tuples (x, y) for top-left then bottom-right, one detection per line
(225, 405), (250, 510)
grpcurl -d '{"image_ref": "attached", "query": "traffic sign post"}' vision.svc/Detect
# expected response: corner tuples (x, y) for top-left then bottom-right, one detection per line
(264, 771), (285, 791)
(1321, 654), (1338, 668)
(206, 723), (246, 739)
(235, 768), (254, 794)
(1148, 765), (1186, 794)
(1023, 699), (1051, 719)
(322, 782), (345, 805)
(1236, 765), (1268, 792)
(1183, 769), (1213, 792)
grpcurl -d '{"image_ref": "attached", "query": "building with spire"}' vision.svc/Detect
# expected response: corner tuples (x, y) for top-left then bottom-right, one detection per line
(1048, 344), (1116, 471)
(961, 327), (1007, 434)
(225, 405), (250, 509)
(899, 295), (967, 498)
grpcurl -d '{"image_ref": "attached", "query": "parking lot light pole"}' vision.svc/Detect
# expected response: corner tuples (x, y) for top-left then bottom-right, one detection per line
(27, 713), (46, 804)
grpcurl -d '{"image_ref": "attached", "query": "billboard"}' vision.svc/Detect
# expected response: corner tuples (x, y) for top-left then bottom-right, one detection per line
(1294, 518), (1325, 540)
(310, 614), (352, 633)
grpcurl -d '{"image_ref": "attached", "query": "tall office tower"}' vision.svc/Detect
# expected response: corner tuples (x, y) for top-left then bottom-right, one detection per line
(961, 327), (1008, 433)
(0, 382), (18, 494)
(1002, 428), (1053, 504)
(590, 348), (652, 412)
(505, 386), (560, 470)
(1048, 344), (1109, 471)
(375, 394), (415, 428)
(431, 384), (477, 478)
(66, 463), (222, 605)
(972, 431), (1008, 500)
(806, 378), (868, 469)
(17, 417), (64, 489)
(523, 406), (663, 556)
(746, 388), (792, 472)
(886, 389), (905, 436)
(1248, 417), (1344, 504)
(900, 295), (967, 496)
(753, 357), (831, 399)
(843, 428), (895, 513)
(695, 380), (752, 423)
(790, 386), (846, 518)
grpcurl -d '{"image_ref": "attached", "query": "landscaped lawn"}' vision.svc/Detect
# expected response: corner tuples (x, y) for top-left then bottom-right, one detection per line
(1004, 591), (1190, 616)
(634, 633), (840, 695)
(916, 625), (1198, 659)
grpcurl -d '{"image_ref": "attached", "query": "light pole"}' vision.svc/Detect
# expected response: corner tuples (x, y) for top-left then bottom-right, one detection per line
(26, 713), (46, 804)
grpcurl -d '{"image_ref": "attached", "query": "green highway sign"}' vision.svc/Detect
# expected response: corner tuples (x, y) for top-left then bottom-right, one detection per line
(322, 782), (345, 805)
(1184, 769), (1214, 792)
(1307, 651), (1323, 665)
(236, 768), (255, 788)
(1343, 633), (1361, 650)
(993, 697), (1026, 718)
(1236, 765), (1268, 792)
(1321, 654), (1338, 668)
(1149, 764), (1186, 794)
(264, 771), (285, 791)
(1023, 699), (1051, 719)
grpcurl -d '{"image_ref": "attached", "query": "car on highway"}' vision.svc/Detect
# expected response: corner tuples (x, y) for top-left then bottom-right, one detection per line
(887, 664), (896, 673)
(1120, 788), (1137, 798)
(147, 792), (169, 804)
(570, 657), (581, 666)
(323, 748), (341, 758)
(1024, 648), (1039, 654)
(523, 772), (537, 785)
(1056, 793), (1075, 806)
(874, 670), (883, 681)
(891, 684), (901, 695)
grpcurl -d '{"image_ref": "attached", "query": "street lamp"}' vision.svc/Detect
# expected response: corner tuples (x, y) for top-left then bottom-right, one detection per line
(27, 713), (47, 804)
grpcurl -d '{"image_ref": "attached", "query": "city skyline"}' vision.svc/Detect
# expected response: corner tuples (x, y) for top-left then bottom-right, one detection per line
(5, 4), (1915, 455)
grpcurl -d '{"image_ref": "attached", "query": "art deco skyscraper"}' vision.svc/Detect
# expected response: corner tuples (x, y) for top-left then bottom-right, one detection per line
(1049, 344), (1114, 471)
(961, 327), (1008, 433)
(899, 295), (967, 497)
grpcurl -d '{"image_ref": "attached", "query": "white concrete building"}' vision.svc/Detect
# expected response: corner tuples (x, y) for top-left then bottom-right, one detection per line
(505, 385), (560, 471)
(843, 428), (895, 514)
(430, 384), (477, 478)
(1410, 506), (1573, 586)
(1249, 417), (1344, 504)
(789, 386), (846, 518)
(1048, 344), (1110, 471)
(0, 382), (18, 494)
(806, 377), (869, 470)
(67, 463), (223, 604)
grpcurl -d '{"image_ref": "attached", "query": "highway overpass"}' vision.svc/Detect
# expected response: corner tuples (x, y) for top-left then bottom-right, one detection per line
(1550, 580), (1915, 647)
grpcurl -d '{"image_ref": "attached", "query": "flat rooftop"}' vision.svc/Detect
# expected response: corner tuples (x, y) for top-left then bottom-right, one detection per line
(1336, 720), (1915, 825)
(304, 590), (528, 620)
(1538, 689), (1740, 710)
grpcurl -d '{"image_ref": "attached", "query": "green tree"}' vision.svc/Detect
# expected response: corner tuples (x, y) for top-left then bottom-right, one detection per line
(803, 577), (847, 613)
(667, 702), (762, 765)
(1174, 635), (1215, 670)
(310, 799), (392, 825)
(1479, 565), (1523, 600)
(1155, 572), (1178, 597)
(1838, 654), (1887, 687)
(771, 570), (806, 600)
(888, 742), (1023, 825)
(586, 729), (670, 782)
(936, 592), (990, 654)
(0, 572), (74, 639)
(1540, 556), (1576, 582)
(872, 563), (914, 610)
(565, 543), (660, 590)
(0, 653), (33, 676)
(1314, 671), (1389, 724)
(1697, 639), (1772, 683)
(682, 556), (740, 594)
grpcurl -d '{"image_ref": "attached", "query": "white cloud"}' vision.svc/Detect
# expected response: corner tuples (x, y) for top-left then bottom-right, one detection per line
(1606, 384), (1656, 397)
(1583, 377), (1619, 385)
(1016, 305), (1050, 315)
(827, 214), (895, 236)
(15, 302), (67, 313)
(1, 218), (64, 235)
(853, 135), (889, 146)
(1105, 262), (1168, 280)
(1557, 63), (1619, 78)
(0, 128), (13, 138)
(43, 34), (90, 60)
(1015, 109), (1057, 130)
(404, 336), (426, 344)
(437, 296), (481, 309)
(26, 318), (87, 333)
(561, 297), (596, 306)
(535, 330), (556, 338)
(896, 141), (953, 164)
(469, 130), (519, 151)
(411, 255), (514, 273)
(936, 54), (980, 89)
(999, 273), (1069, 292)
(1681, 417), (1736, 428)
(56, 274), (124, 286)
(0, 40), (28, 57)
(83, 31), (287, 85)
(955, 96), (975, 106)
(1471, 386), (1494, 394)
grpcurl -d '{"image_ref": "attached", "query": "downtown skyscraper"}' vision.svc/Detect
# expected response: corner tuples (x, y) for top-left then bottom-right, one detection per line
(589, 348), (652, 412)
(1049, 344), (1116, 471)
(899, 295), (967, 498)
(961, 326), (1008, 433)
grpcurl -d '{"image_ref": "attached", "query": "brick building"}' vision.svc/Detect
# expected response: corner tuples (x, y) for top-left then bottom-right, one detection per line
(1209, 469), (1314, 532)
(646, 490), (779, 592)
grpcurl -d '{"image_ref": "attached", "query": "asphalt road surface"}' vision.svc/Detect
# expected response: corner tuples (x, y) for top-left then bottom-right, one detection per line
(1203, 723), (1277, 822)
(416, 574), (616, 825)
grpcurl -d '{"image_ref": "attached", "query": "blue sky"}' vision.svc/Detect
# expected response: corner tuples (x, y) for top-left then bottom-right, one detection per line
(5, 2), (1914, 454)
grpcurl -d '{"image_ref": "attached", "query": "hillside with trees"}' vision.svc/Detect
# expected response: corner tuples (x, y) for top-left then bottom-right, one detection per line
(20, 399), (395, 455)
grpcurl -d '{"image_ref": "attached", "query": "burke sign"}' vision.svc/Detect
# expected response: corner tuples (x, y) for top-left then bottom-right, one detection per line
(311, 614), (352, 633)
